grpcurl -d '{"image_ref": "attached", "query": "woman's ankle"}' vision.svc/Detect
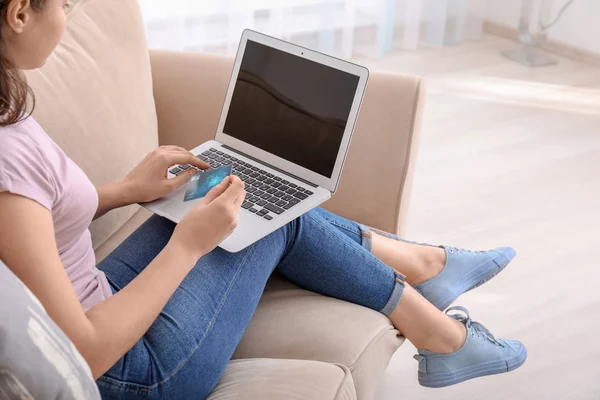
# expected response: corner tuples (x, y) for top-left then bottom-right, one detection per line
(410, 246), (447, 285)
(416, 318), (466, 354)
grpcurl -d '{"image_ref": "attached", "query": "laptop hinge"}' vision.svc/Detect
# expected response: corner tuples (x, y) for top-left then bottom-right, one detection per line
(222, 145), (318, 188)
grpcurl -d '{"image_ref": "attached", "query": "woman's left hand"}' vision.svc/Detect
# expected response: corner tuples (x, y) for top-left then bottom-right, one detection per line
(123, 146), (210, 204)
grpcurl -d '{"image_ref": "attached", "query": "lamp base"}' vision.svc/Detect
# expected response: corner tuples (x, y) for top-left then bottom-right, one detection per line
(502, 46), (558, 67)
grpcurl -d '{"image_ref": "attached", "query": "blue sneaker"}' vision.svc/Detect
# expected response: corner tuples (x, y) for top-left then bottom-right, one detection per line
(413, 246), (516, 311)
(414, 307), (527, 388)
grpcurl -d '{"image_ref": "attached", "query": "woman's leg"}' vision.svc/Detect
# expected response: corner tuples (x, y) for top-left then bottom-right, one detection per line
(276, 209), (466, 354)
(279, 209), (526, 387)
(308, 208), (445, 284)
(96, 215), (289, 399)
(309, 207), (516, 311)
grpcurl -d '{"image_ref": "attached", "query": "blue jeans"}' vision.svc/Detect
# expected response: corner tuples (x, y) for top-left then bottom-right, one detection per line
(96, 208), (405, 399)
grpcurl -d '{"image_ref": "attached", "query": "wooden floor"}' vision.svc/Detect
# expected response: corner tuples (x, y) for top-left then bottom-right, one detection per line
(361, 34), (600, 400)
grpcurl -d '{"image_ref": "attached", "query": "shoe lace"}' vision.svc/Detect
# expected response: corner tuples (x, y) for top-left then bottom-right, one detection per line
(446, 306), (505, 347)
(446, 246), (483, 254)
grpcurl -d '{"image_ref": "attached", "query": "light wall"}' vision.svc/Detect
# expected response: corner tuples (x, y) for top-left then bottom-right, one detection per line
(486, 0), (600, 55)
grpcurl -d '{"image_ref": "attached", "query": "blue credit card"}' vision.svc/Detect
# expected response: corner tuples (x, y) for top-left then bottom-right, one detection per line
(183, 165), (232, 202)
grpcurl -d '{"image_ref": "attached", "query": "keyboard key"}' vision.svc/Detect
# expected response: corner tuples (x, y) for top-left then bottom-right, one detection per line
(256, 176), (266, 182)
(273, 176), (282, 181)
(169, 167), (181, 175)
(296, 187), (305, 193)
(179, 164), (191, 170)
(265, 203), (284, 215)
(257, 210), (267, 216)
(257, 200), (268, 207)
(282, 180), (290, 185)
(275, 191), (285, 197)
(267, 188), (277, 194)
(246, 178), (256, 184)
(207, 153), (218, 159)
(249, 196), (260, 203)
(223, 154), (231, 159)
(260, 193), (271, 200)
(265, 178), (274, 185)
(293, 192), (309, 200)
(209, 148), (218, 152)
(254, 190), (264, 196)
(251, 166), (259, 171)
(244, 168), (254, 175)
(202, 150), (211, 156)
(222, 160), (232, 165)
(305, 190), (314, 196)
(242, 202), (253, 209)
(283, 203), (295, 210)
(276, 200), (287, 207)
(231, 157), (238, 162)
(267, 197), (278, 203)
(288, 198), (300, 205)
(282, 195), (293, 201)
(212, 162), (222, 168)
(248, 208), (258, 214)
(240, 175), (248, 181)
(289, 183), (298, 188)
(216, 151), (224, 155)
(246, 187), (256, 194)
(271, 182), (282, 188)
(250, 172), (260, 178)
(264, 215), (273, 221)
(285, 188), (297, 195)
(214, 156), (224, 162)
(279, 185), (289, 192)
(266, 173), (274, 178)
(260, 184), (270, 191)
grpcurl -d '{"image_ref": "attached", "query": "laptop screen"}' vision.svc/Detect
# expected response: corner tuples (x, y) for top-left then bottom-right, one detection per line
(223, 40), (360, 178)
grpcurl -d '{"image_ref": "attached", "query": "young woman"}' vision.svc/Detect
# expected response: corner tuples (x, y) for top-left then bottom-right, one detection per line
(0, 0), (527, 398)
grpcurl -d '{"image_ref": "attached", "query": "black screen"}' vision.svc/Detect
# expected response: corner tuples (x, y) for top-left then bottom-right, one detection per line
(223, 40), (360, 178)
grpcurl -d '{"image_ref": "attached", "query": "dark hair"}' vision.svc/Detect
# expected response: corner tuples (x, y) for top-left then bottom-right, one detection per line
(0, 0), (47, 126)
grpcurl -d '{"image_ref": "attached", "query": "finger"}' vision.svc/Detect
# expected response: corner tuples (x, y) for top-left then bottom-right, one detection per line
(165, 168), (197, 192)
(165, 153), (210, 170)
(215, 176), (246, 205)
(232, 188), (246, 209)
(201, 176), (232, 204)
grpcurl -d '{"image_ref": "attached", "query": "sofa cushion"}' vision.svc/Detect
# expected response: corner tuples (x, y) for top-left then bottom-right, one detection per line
(208, 359), (356, 400)
(233, 273), (404, 400)
(24, 0), (158, 250)
(0, 261), (100, 400)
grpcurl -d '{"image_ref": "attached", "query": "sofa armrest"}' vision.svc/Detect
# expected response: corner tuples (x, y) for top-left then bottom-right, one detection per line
(150, 50), (423, 235)
(208, 359), (356, 400)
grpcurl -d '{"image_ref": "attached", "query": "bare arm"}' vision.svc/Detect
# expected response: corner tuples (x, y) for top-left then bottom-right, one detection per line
(0, 176), (245, 378)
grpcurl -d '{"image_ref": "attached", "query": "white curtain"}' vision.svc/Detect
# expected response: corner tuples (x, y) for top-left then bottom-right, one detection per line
(140, 0), (487, 58)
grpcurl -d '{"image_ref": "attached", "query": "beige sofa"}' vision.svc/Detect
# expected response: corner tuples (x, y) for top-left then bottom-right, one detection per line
(24, 0), (424, 398)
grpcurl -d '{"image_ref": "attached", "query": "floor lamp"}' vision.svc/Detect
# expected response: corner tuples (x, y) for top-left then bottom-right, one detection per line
(502, 0), (575, 67)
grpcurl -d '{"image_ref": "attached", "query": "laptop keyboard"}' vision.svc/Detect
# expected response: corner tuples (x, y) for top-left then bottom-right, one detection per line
(169, 148), (314, 221)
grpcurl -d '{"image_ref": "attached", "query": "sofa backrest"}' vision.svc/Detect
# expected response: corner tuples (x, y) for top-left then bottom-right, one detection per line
(24, 0), (158, 250)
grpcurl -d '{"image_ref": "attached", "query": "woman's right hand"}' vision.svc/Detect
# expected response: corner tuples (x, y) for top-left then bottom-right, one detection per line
(169, 175), (246, 260)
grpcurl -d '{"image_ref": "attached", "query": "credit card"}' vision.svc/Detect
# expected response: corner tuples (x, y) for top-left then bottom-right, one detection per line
(183, 165), (233, 202)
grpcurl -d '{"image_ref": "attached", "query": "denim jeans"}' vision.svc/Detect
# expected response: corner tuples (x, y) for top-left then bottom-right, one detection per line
(96, 207), (405, 399)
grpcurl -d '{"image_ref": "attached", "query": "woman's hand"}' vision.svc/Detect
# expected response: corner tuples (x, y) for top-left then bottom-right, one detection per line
(169, 176), (246, 260)
(123, 146), (210, 204)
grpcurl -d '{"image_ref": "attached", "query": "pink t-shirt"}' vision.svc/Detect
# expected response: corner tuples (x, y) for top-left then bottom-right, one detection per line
(0, 117), (112, 312)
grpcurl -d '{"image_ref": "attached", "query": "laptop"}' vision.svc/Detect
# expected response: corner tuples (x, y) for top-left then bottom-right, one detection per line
(144, 29), (369, 252)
